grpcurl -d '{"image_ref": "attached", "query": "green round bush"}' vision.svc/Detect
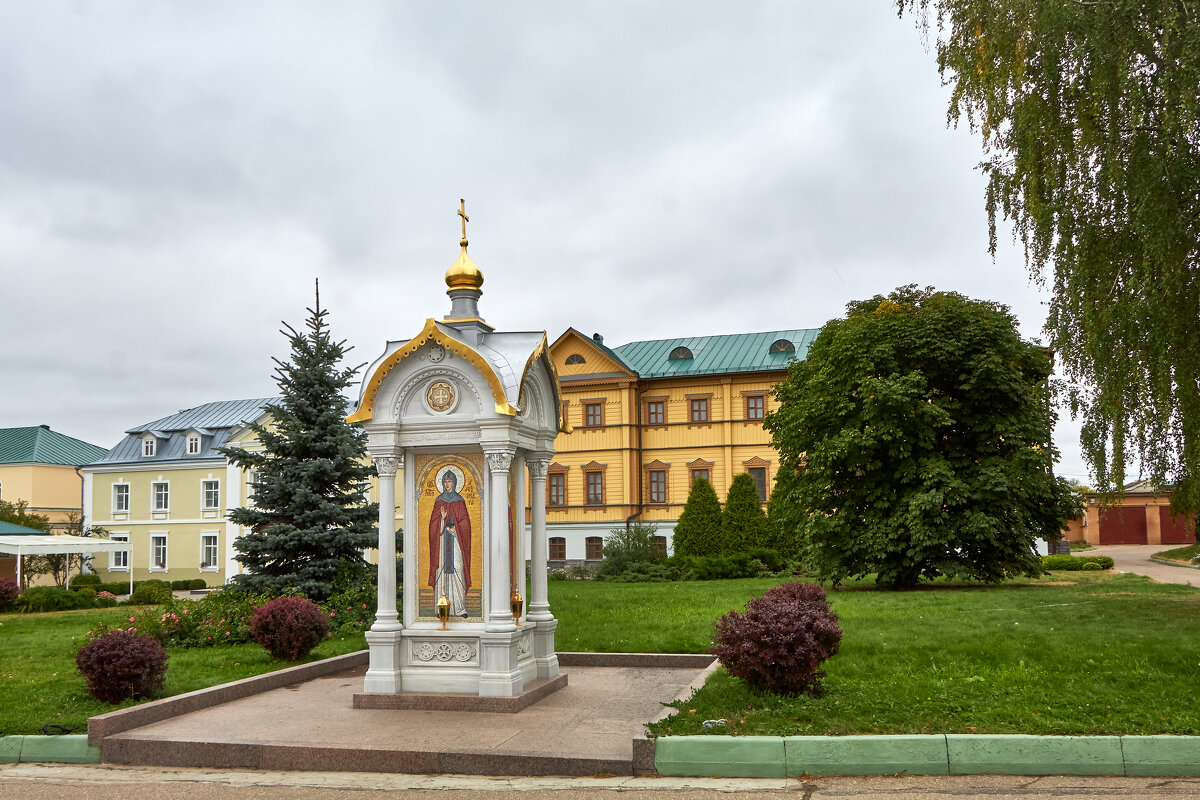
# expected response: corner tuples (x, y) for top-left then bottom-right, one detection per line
(128, 583), (173, 605)
(75, 630), (168, 704)
(250, 597), (331, 661)
(69, 573), (102, 589)
(15, 586), (98, 612)
(1081, 561), (1103, 570)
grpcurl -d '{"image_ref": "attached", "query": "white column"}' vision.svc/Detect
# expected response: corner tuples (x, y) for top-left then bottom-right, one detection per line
(363, 454), (402, 694)
(370, 456), (401, 632)
(527, 457), (552, 621)
(484, 447), (516, 633)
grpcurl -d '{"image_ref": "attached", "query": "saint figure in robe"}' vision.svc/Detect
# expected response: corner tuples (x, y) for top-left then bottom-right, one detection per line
(427, 468), (472, 617)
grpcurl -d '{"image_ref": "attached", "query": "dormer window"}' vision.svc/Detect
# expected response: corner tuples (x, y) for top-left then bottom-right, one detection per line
(187, 433), (201, 455)
(669, 346), (694, 360)
(769, 339), (796, 354)
(142, 436), (156, 457)
(565, 353), (586, 365)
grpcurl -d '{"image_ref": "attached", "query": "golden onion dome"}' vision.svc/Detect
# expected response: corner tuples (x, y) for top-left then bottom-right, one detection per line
(445, 244), (484, 291)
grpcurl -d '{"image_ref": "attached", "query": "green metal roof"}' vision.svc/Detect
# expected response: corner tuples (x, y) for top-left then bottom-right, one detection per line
(612, 329), (819, 379)
(0, 426), (109, 466)
(0, 520), (47, 535)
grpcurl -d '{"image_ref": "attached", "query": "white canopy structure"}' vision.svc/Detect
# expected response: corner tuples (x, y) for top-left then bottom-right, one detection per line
(0, 535), (133, 593)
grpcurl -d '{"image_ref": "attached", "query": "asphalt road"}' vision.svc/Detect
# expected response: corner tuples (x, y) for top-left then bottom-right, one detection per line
(5, 764), (1200, 799)
(1085, 544), (1199, 586)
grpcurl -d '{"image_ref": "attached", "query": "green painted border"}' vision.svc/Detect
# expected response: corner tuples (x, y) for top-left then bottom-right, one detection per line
(0, 735), (101, 764)
(655, 734), (1200, 778)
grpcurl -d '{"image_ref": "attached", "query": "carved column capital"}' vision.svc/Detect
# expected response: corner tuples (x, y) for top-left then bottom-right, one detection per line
(373, 456), (398, 478)
(527, 458), (551, 481)
(484, 448), (515, 474)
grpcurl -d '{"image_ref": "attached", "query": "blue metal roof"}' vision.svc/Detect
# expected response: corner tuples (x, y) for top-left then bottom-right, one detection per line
(612, 329), (818, 379)
(90, 398), (279, 466)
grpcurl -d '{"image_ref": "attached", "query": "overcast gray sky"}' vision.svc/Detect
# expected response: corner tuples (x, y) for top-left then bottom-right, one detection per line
(0, 1), (1092, 482)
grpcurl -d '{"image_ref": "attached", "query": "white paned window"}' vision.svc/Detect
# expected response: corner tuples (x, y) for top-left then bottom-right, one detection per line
(202, 480), (220, 510)
(152, 482), (169, 511)
(113, 484), (130, 513)
(110, 533), (129, 570)
(142, 437), (156, 457)
(201, 534), (219, 570)
(150, 534), (168, 571)
(187, 434), (201, 455)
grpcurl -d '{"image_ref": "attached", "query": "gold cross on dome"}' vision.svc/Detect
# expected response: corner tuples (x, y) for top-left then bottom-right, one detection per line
(457, 199), (469, 244)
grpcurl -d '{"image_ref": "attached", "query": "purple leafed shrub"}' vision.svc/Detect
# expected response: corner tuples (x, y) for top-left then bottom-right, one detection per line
(250, 596), (331, 661)
(75, 630), (168, 704)
(710, 581), (842, 696)
(0, 579), (19, 609)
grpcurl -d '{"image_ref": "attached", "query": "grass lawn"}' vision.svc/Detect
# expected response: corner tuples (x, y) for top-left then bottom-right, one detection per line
(1154, 543), (1199, 563)
(0, 606), (365, 736)
(550, 573), (1200, 738)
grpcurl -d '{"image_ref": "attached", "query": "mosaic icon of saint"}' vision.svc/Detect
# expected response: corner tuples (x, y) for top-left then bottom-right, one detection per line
(427, 468), (472, 617)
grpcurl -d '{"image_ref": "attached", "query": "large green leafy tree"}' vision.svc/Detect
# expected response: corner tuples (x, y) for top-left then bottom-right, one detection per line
(898, 0), (1200, 517)
(765, 286), (1082, 589)
(671, 477), (723, 557)
(221, 296), (377, 601)
(722, 473), (769, 553)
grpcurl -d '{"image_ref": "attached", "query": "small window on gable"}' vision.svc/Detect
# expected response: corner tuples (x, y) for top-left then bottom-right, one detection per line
(669, 346), (694, 360)
(565, 353), (586, 365)
(142, 437), (156, 457)
(769, 339), (796, 354)
(187, 433), (201, 455)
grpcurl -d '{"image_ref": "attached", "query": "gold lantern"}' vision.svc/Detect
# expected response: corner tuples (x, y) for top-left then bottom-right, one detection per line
(510, 590), (524, 625)
(436, 594), (450, 631)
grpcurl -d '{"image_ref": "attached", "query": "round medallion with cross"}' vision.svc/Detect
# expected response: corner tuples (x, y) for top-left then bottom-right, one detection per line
(426, 380), (456, 413)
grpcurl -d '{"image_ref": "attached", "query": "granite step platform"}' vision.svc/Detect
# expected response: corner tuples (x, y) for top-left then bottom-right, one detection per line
(98, 658), (713, 777)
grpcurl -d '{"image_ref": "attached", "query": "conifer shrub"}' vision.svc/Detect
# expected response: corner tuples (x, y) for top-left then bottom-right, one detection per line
(0, 578), (19, 610)
(722, 473), (769, 553)
(672, 477), (723, 557)
(75, 630), (168, 704)
(250, 596), (331, 660)
(710, 581), (842, 696)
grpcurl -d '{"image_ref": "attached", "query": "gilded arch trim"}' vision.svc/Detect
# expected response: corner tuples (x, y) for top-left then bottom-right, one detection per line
(346, 319), (517, 423)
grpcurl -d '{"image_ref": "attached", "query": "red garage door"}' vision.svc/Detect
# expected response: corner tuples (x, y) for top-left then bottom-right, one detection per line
(1098, 506), (1148, 544)
(1160, 507), (1197, 545)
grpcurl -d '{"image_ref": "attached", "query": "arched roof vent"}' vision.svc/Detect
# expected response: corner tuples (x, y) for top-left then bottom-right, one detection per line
(565, 353), (586, 365)
(769, 339), (796, 354)
(669, 346), (694, 361)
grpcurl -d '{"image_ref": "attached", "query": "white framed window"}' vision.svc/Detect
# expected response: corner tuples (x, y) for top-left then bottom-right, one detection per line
(187, 434), (201, 455)
(202, 480), (220, 510)
(142, 437), (156, 457)
(150, 533), (168, 572)
(200, 533), (219, 571)
(152, 482), (169, 511)
(109, 532), (129, 571)
(113, 484), (130, 513)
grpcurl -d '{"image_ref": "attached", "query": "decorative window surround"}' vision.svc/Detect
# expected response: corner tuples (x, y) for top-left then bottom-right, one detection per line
(152, 481), (169, 513)
(200, 533), (219, 572)
(109, 533), (129, 571)
(202, 480), (220, 511)
(113, 484), (130, 514)
(150, 533), (168, 572)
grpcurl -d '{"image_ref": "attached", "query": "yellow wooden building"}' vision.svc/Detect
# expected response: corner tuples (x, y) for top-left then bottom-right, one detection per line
(542, 326), (817, 564)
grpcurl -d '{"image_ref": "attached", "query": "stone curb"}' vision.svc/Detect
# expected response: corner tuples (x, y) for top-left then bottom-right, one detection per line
(1150, 556), (1200, 570)
(655, 734), (1200, 777)
(88, 650), (370, 746)
(0, 735), (100, 764)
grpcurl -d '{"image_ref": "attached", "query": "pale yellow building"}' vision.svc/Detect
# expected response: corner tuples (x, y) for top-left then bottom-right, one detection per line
(83, 399), (278, 586)
(540, 327), (817, 563)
